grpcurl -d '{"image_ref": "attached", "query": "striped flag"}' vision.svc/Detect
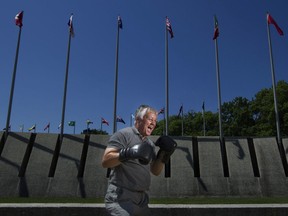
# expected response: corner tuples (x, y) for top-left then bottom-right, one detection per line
(166, 16), (174, 38)
(101, 117), (109, 126)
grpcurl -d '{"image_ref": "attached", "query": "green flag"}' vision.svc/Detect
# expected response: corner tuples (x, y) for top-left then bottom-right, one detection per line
(68, 121), (76, 126)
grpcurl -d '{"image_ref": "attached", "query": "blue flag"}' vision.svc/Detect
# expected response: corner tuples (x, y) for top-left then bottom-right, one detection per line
(116, 116), (125, 124)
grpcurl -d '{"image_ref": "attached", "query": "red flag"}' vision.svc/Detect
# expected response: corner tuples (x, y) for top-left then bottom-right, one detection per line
(267, 13), (284, 36)
(166, 16), (174, 38)
(15, 11), (24, 27)
(101, 117), (109, 126)
(213, 16), (219, 40)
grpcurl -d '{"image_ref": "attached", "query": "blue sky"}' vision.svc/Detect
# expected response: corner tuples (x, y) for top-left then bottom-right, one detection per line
(0, 1), (287, 135)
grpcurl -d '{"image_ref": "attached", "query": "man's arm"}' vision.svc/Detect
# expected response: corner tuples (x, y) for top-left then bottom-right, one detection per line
(101, 147), (121, 168)
(150, 158), (164, 176)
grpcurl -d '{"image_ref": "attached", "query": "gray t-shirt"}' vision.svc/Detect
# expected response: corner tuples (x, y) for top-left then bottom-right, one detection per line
(107, 127), (156, 192)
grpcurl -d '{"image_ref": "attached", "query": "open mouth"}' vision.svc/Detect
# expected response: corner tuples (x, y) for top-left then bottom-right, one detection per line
(147, 126), (154, 133)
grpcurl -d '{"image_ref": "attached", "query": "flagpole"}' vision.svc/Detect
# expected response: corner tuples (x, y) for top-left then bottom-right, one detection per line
(266, 15), (281, 145)
(163, 111), (166, 135)
(202, 102), (206, 136)
(113, 18), (121, 134)
(214, 17), (223, 143)
(164, 19), (171, 178)
(60, 24), (72, 142)
(5, 23), (22, 138)
(165, 22), (169, 136)
(108, 17), (122, 178)
(181, 104), (184, 136)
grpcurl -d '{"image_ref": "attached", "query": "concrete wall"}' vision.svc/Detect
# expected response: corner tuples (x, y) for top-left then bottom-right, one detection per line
(0, 132), (288, 198)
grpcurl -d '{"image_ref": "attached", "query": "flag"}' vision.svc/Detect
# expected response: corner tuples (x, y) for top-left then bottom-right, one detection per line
(118, 16), (123, 29)
(202, 102), (205, 112)
(166, 16), (174, 38)
(158, 108), (165, 115)
(3, 125), (11, 131)
(15, 11), (23, 27)
(68, 13), (75, 37)
(28, 124), (36, 131)
(177, 105), (183, 117)
(213, 15), (219, 40)
(202, 101), (205, 115)
(86, 119), (93, 125)
(68, 121), (75, 126)
(44, 122), (50, 131)
(116, 116), (125, 124)
(101, 117), (109, 126)
(267, 13), (284, 36)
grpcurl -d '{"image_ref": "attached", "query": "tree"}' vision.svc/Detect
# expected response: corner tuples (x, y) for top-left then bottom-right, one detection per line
(152, 80), (288, 137)
(82, 128), (108, 135)
(222, 97), (254, 136)
(251, 80), (288, 136)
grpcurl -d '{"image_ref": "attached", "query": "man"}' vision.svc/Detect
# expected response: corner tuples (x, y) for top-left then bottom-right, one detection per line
(102, 105), (177, 216)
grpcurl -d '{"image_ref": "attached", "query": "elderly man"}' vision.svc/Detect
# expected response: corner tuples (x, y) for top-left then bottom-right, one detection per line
(102, 105), (177, 216)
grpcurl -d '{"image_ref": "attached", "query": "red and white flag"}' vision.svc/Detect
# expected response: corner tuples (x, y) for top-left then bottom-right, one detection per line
(101, 117), (109, 126)
(15, 11), (24, 27)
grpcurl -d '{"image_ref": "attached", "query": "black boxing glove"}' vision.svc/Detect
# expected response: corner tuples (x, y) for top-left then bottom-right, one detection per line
(155, 135), (177, 163)
(119, 142), (154, 165)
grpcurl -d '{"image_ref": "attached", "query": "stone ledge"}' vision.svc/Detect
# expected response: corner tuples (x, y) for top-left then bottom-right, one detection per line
(1, 203), (288, 216)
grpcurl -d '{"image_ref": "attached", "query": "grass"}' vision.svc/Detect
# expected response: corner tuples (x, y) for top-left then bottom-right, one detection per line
(150, 197), (288, 204)
(0, 197), (288, 204)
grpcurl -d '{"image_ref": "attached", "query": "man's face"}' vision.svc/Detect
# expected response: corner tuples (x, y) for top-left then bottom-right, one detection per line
(137, 112), (157, 137)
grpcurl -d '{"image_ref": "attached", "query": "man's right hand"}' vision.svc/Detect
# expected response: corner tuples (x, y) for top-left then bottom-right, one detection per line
(119, 143), (153, 165)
